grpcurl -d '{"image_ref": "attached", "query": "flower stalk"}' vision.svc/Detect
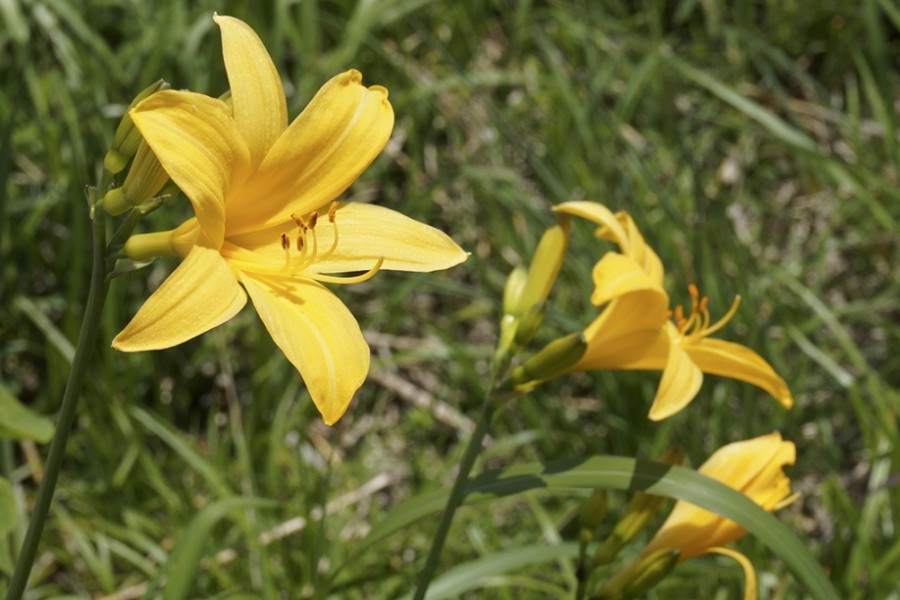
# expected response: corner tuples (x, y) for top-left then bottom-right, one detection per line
(7, 194), (113, 598)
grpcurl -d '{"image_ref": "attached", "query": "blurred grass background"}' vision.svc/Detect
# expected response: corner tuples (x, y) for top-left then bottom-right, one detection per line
(1, 0), (899, 597)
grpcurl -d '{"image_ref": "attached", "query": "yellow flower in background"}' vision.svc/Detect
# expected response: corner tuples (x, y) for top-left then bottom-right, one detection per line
(641, 432), (797, 599)
(553, 201), (671, 374)
(113, 15), (467, 424)
(553, 201), (792, 421)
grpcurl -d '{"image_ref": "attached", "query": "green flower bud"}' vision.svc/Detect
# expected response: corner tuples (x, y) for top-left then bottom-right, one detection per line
(102, 139), (168, 216)
(594, 447), (685, 565)
(623, 549), (680, 597)
(510, 331), (586, 386)
(579, 489), (608, 544)
(104, 79), (169, 175)
(517, 218), (570, 317)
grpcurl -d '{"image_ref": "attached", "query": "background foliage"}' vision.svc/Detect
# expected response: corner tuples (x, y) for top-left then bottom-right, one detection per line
(1, 0), (898, 597)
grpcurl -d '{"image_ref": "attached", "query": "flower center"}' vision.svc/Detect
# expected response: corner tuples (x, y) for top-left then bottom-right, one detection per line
(670, 283), (741, 343)
(277, 202), (383, 285)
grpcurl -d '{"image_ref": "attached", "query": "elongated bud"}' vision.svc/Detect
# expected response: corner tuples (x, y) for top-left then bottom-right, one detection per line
(624, 549), (680, 597)
(510, 332), (587, 386)
(102, 139), (169, 215)
(512, 300), (547, 348)
(579, 489), (608, 544)
(597, 548), (680, 599)
(104, 79), (169, 175)
(503, 266), (528, 317)
(594, 447), (685, 565)
(517, 218), (570, 317)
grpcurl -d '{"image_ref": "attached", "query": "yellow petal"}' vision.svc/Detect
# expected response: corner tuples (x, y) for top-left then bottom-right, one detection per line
(591, 252), (668, 308)
(131, 90), (251, 246)
(577, 292), (670, 371)
(554, 201), (630, 251)
(228, 70), (394, 234)
(685, 338), (793, 409)
(214, 14), (287, 168)
(226, 201), (468, 274)
(240, 274), (369, 425)
(618, 212), (665, 285)
(112, 246), (247, 351)
(697, 432), (796, 509)
(648, 337), (703, 420)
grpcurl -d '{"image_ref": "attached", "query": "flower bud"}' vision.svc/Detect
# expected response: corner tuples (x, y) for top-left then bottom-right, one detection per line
(509, 331), (586, 387)
(104, 79), (169, 175)
(594, 447), (685, 565)
(502, 265), (528, 317)
(579, 489), (608, 544)
(102, 139), (169, 216)
(597, 548), (680, 599)
(517, 218), (569, 317)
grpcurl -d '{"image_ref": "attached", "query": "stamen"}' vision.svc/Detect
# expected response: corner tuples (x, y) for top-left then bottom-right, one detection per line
(308, 256), (385, 285)
(291, 213), (306, 229)
(280, 233), (290, 250)
(700, 295), (741, 338)
(328, 202), (337, 223)
(307, 211), (318, 230)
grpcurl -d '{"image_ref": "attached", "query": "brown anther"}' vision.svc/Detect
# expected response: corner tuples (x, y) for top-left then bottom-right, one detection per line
(307, 211), (319, 229)
(328, 202), (337, 223)
(291, 213), (305, 229)
(688, 283), (699, 301)
(297, 236), (304, 251)
(280, 233), (290, 250)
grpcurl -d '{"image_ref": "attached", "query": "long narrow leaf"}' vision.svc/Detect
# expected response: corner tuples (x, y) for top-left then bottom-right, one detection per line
(366, 456), (839, 600)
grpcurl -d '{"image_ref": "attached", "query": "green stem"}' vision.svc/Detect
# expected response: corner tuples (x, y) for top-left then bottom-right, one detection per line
(574, 541), (589, 600)
(6, 206), (111, 598)
(412, 375), (499, 600)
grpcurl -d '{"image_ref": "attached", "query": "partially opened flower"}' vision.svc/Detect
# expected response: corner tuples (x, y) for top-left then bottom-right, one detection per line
(554, 201), (792, 420)
(113, 15), (467, 424)
(639, 432), (797, 599)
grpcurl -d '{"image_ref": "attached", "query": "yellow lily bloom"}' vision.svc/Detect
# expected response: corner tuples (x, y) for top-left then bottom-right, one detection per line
(113, 15), (467, 425)
(554, 201), (792, 421)
(641, 432), (797, 599)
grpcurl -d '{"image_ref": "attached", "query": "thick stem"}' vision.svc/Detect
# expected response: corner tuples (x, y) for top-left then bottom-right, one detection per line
(7, 206), (111, 598)
(412, 387), (496, 600)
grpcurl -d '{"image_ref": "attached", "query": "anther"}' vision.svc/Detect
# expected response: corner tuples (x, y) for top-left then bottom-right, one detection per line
(688, 283), (699, 302)
(280, 233), (290, 250)
(328, 202), (337, 223)
(291, 213), (305, 229)
(307, 211), (318, 230)
(297, 236), (304, 252)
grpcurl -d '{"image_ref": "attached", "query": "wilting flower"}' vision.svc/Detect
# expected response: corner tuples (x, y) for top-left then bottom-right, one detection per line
(639, 432), (797, 599)
(554, 201), (792, 420)
(113, 15), (467, 424)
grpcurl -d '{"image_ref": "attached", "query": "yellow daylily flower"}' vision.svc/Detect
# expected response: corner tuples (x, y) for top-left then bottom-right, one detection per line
(639, 432), (797, 600)
(113, 15), (467, 425)
(554, 201), (792, 421)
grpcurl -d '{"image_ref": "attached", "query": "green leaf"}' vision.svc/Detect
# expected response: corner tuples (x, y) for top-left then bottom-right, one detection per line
(397, 543), (579, 600)
(140, 496), (275, 600)
(0, 476), (16, 536)
(0, 384), (54, 442)
(367, 456), (840, 600)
